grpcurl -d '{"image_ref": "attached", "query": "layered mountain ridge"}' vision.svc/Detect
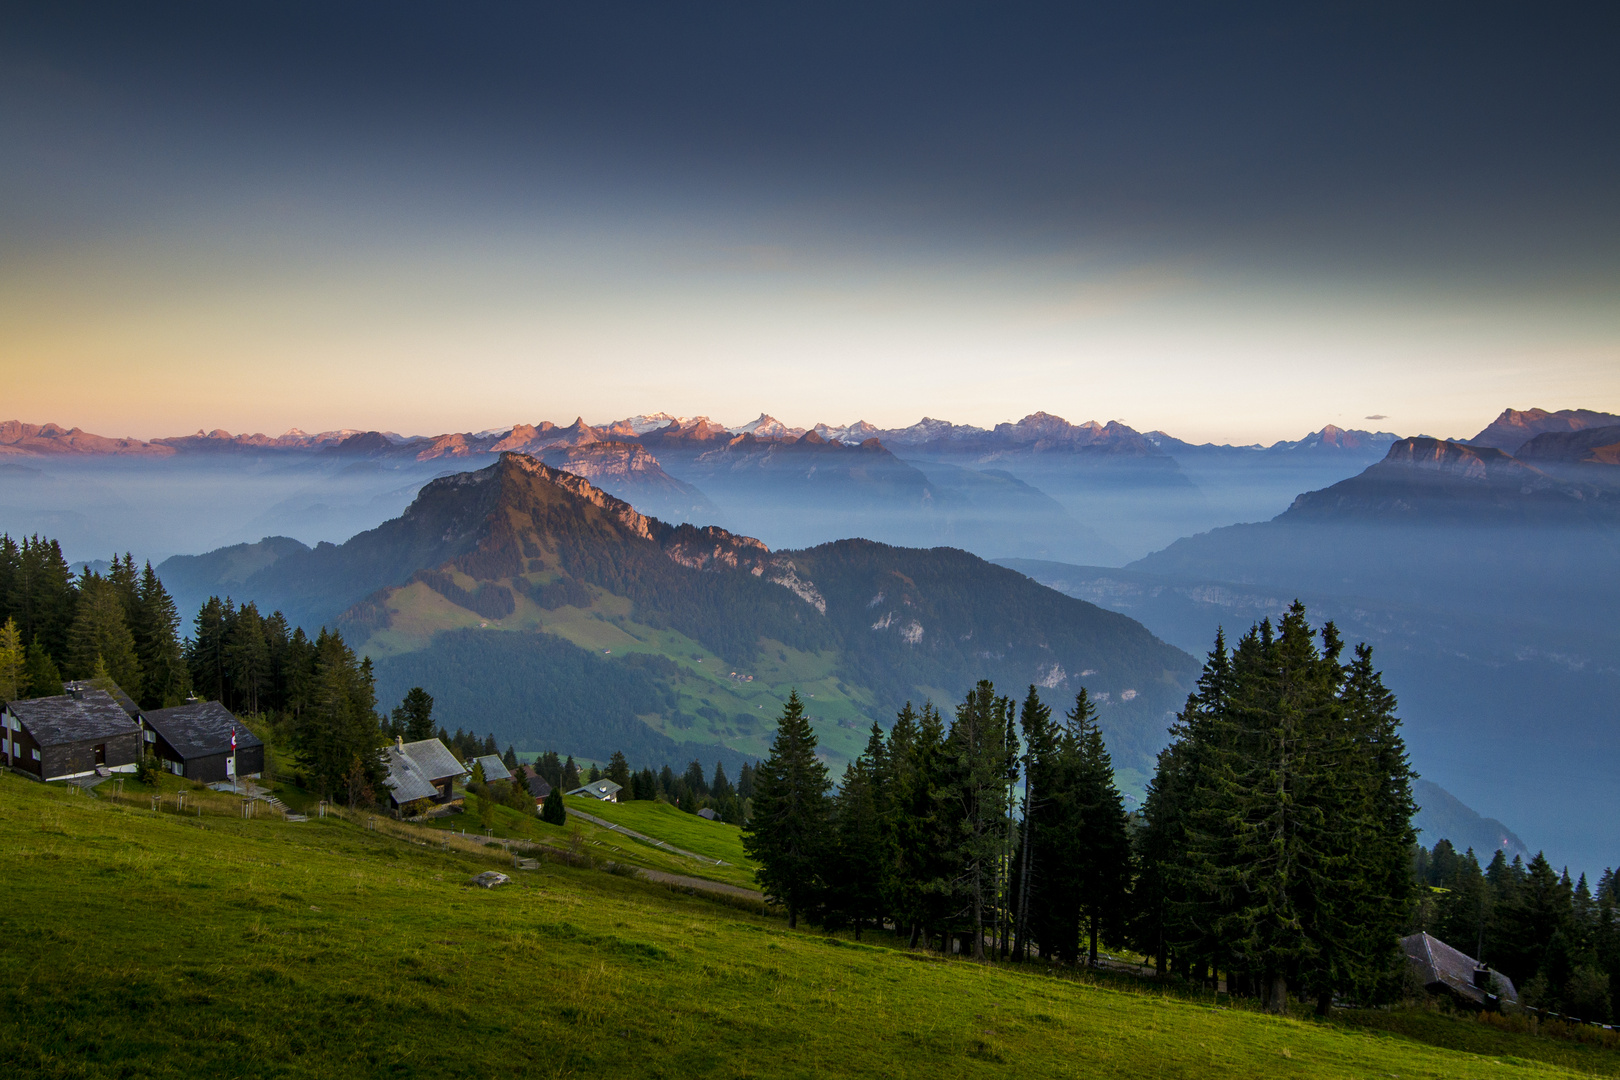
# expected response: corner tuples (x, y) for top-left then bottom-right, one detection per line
(158, 453), (1197, 776)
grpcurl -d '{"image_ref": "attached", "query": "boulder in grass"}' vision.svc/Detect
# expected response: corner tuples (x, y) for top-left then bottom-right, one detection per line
(472, 871), (510, 889)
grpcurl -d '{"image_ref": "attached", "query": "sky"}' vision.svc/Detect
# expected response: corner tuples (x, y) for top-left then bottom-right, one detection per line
(2, 2), (1617, 445)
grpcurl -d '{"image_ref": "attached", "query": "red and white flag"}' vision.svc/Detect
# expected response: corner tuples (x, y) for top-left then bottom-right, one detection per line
(231, 728), (237, 751)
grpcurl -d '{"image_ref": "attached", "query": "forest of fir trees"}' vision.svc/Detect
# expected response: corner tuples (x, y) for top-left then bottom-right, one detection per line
(747, 603), (1437, 1016)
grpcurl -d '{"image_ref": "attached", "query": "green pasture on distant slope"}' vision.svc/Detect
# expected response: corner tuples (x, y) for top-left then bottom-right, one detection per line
(561, 793), (756, 870)
(3, 772), (1616, 1080)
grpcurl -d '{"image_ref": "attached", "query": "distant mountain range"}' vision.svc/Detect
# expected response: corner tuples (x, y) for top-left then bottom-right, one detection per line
(158, 453), (1197, 777)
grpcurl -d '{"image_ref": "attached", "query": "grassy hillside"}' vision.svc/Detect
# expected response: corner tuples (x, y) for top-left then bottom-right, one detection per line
(4, 772), (1617, 1079)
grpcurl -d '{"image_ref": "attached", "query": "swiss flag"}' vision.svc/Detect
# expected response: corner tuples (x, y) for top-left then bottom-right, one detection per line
(231, 728), (237, 751)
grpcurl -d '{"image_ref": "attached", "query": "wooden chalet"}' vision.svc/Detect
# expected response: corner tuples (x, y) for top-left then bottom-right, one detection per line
(141, 700), (264, 783)
(383, 737), (466, 812)
(2, 689), (141, 782)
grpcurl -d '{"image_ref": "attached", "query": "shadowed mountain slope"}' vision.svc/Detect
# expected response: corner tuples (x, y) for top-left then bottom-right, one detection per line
(160, 454), (1195, 774)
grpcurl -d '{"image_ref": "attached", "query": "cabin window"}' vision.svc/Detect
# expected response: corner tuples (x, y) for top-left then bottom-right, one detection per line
(94, 744), (106, 765)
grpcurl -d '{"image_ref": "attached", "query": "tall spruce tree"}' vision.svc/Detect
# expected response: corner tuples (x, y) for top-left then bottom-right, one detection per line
(824, 724), (888, 937)
(0, 617), (22, 702)
(132, 562), (188, 708)
(940, 681), (1015, 961)
(66, 573), (142, 696)
(392, 687), (436, 741)
(1069, 691), (1132, 968)
(743, 690), (831, 929)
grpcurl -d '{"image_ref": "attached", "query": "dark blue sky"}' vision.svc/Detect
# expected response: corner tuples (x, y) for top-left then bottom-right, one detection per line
(4, 2), (1617, 438)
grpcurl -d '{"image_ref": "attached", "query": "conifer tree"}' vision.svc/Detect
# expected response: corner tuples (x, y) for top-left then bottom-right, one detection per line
(392, 687), (436, 741)
(941, 680), (1015, 961)
(824, 723), (888, 936)
(66, 573), (141, 696)
(607, 750), (632, 789)
(187, 597), (231, 702)
(132, 562), (188, 708)
(744, 690), (831, 929)
(541, 785), (567, 825)
(289, 629), (385, 799)
(0, 617), (22, 702)
(1068, 691), (1132, 968)
(22, 640), (62, 697)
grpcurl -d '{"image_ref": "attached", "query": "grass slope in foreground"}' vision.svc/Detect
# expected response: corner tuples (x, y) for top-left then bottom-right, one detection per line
(1, 773), (1611, 1080)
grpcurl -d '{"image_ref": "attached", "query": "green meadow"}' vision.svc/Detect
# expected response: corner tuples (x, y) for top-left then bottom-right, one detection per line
(3, 771), (1617, 1079)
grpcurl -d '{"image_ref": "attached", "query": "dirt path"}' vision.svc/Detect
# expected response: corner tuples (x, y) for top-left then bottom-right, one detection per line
(635, 867), (764, 902)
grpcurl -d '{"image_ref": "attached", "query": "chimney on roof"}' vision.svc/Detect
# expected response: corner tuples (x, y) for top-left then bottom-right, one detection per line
(396, 734), (403, 749)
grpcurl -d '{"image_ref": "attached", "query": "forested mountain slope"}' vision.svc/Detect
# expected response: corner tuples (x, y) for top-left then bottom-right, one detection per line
(160, 453), (1196, 774)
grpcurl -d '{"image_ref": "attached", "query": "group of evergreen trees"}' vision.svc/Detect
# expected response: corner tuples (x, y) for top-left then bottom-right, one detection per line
(745, 683), (1127, 950)
(1413, 840), (1620, 1021)
(745, 604), (1421, 1015)
(1134, 604), (1417, 1014)
(0, 537), (189, 708)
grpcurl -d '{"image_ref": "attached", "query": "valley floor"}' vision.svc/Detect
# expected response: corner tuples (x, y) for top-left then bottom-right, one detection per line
(2, 772), (1616, 1079)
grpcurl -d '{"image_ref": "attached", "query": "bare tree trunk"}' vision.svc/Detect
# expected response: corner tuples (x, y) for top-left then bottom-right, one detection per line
(1267, 972), (1289, 1016)
(1015, 779), (1035, 961)
(973, 866), (986, 961)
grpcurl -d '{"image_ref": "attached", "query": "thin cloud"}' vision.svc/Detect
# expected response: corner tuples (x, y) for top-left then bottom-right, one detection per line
(1365, 414), (1388, 420)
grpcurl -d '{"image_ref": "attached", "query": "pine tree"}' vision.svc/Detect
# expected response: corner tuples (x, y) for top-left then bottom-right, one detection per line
(541, 785), (567, 825)
(607, 750), (632, 789)
(66, 573), (142, 696)
(743, 690), (831, 929)
(824, 723), (888, 936)
(940, 680), (1015, 961)
(132, 562), (189, 708)
(187, 597), (231, 702)
(1069, 691), (1132, 969)
(0, 617), (22, 702)
(1013, 686), (1053, 961)
(563, 756), (581, 790)
(225, 602), (270, 713)
(22, 640), (62, 697)
(392, 687), (436, 741)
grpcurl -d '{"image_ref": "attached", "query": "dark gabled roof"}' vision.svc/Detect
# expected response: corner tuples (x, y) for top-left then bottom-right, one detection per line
(7, 691), (139, 747)
(62, 680), (142, 719)
(527, 775), (552, 799)
(143, 701), (261, 760)
(1402, 932), (1518, 1006)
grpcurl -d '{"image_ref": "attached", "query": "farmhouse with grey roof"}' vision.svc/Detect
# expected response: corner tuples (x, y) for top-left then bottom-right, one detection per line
(142, 700), (263, 783)
(2, 689), (141, 782)
(383, 737), (466, 812)
(568, 778), (622, 802)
